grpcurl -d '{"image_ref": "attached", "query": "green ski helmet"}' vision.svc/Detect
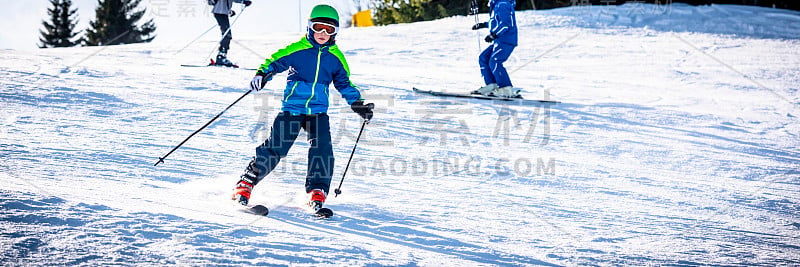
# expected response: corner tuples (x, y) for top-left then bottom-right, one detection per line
(309, 4), (339, 26)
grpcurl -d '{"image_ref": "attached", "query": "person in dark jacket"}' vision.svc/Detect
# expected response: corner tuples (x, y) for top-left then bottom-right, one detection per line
(208, 0), (251, 66)
(232, 5), (374, 212)
(471, 0), (519, 98)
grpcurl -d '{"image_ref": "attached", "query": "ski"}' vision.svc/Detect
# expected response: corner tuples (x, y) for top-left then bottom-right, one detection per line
(240, 204), (270, 216)
(180, 59), (258, 71)
(315, 207), (334, 218)
(239, 203), (332, 218)
(181, 64), (258, 71)
(413, 87), (560, 104)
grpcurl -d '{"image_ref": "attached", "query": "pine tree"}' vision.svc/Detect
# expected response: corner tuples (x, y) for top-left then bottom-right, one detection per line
(372, 0), (449, 25)
(39, 0), (81, 48)
(84, 0), (156, 46)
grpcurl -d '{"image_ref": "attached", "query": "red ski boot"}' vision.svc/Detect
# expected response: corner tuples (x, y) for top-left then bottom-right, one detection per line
(307, 189), (333, 218)
(307, 189), (326, 211)
(232, 180), (253, 206)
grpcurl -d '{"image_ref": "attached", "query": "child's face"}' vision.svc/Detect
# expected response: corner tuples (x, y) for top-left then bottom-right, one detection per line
(313, 32), (330, 45)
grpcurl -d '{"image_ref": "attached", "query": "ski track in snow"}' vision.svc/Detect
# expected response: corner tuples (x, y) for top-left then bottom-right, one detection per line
(2, 3), (800, 266)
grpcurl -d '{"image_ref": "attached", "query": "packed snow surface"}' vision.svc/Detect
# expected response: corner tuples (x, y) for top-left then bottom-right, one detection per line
(1, 3), (799, 266)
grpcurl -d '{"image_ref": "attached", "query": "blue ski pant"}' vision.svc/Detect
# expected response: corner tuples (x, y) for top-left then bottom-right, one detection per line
(479, 42), (516, 88)
(251, 112), (334, 194)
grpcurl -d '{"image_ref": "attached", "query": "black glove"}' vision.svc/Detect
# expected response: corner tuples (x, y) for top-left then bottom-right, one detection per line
(243, 0), (252, 7)
(350, 101), (374, 121)
(484, 33), (497, 43)
(472, 22), (488, 30)
(229, 10), (236, 17)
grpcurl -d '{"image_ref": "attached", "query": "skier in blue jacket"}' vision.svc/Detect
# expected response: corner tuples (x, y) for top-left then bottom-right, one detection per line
(471, 0), (519, 98)
(232, 5), (374, 211)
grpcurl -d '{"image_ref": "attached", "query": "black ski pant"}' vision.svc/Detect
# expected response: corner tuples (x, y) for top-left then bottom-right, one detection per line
(251, 112), (334, 194)
(214, 13), (232, 52)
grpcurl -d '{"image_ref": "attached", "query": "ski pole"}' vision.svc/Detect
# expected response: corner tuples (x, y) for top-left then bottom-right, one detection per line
(205, 5), (248, 62)
(174, 23), (217, 55)
(333, 116), (370, 197)
(154, 89), (254, 166)
(471, 0), (481, 51)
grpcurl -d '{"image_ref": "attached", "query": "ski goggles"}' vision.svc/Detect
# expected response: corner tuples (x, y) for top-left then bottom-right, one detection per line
(309, 21), (338, 35)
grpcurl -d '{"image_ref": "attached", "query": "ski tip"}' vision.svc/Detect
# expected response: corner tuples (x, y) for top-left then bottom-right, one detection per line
(248, 204), (269, 216)
(315, 208), (333, 218)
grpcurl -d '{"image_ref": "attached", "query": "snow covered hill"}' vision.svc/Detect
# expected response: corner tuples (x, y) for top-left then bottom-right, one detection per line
(2, 3), (799, 266)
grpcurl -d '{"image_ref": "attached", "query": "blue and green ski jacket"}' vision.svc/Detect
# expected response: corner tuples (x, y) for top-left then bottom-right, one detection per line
(257, 35), (363, 115)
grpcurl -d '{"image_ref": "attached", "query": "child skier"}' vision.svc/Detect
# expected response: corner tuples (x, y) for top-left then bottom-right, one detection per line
(232, 5), (374, 212)
(471, 0), (519, 98)
(208, 0), (251, 66)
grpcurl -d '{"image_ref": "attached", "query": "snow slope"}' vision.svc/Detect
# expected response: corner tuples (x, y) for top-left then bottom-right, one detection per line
(2, 3), (799, 266)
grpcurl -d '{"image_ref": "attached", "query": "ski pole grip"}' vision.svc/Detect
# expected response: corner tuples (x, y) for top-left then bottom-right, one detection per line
(366, 103), (374, 123)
